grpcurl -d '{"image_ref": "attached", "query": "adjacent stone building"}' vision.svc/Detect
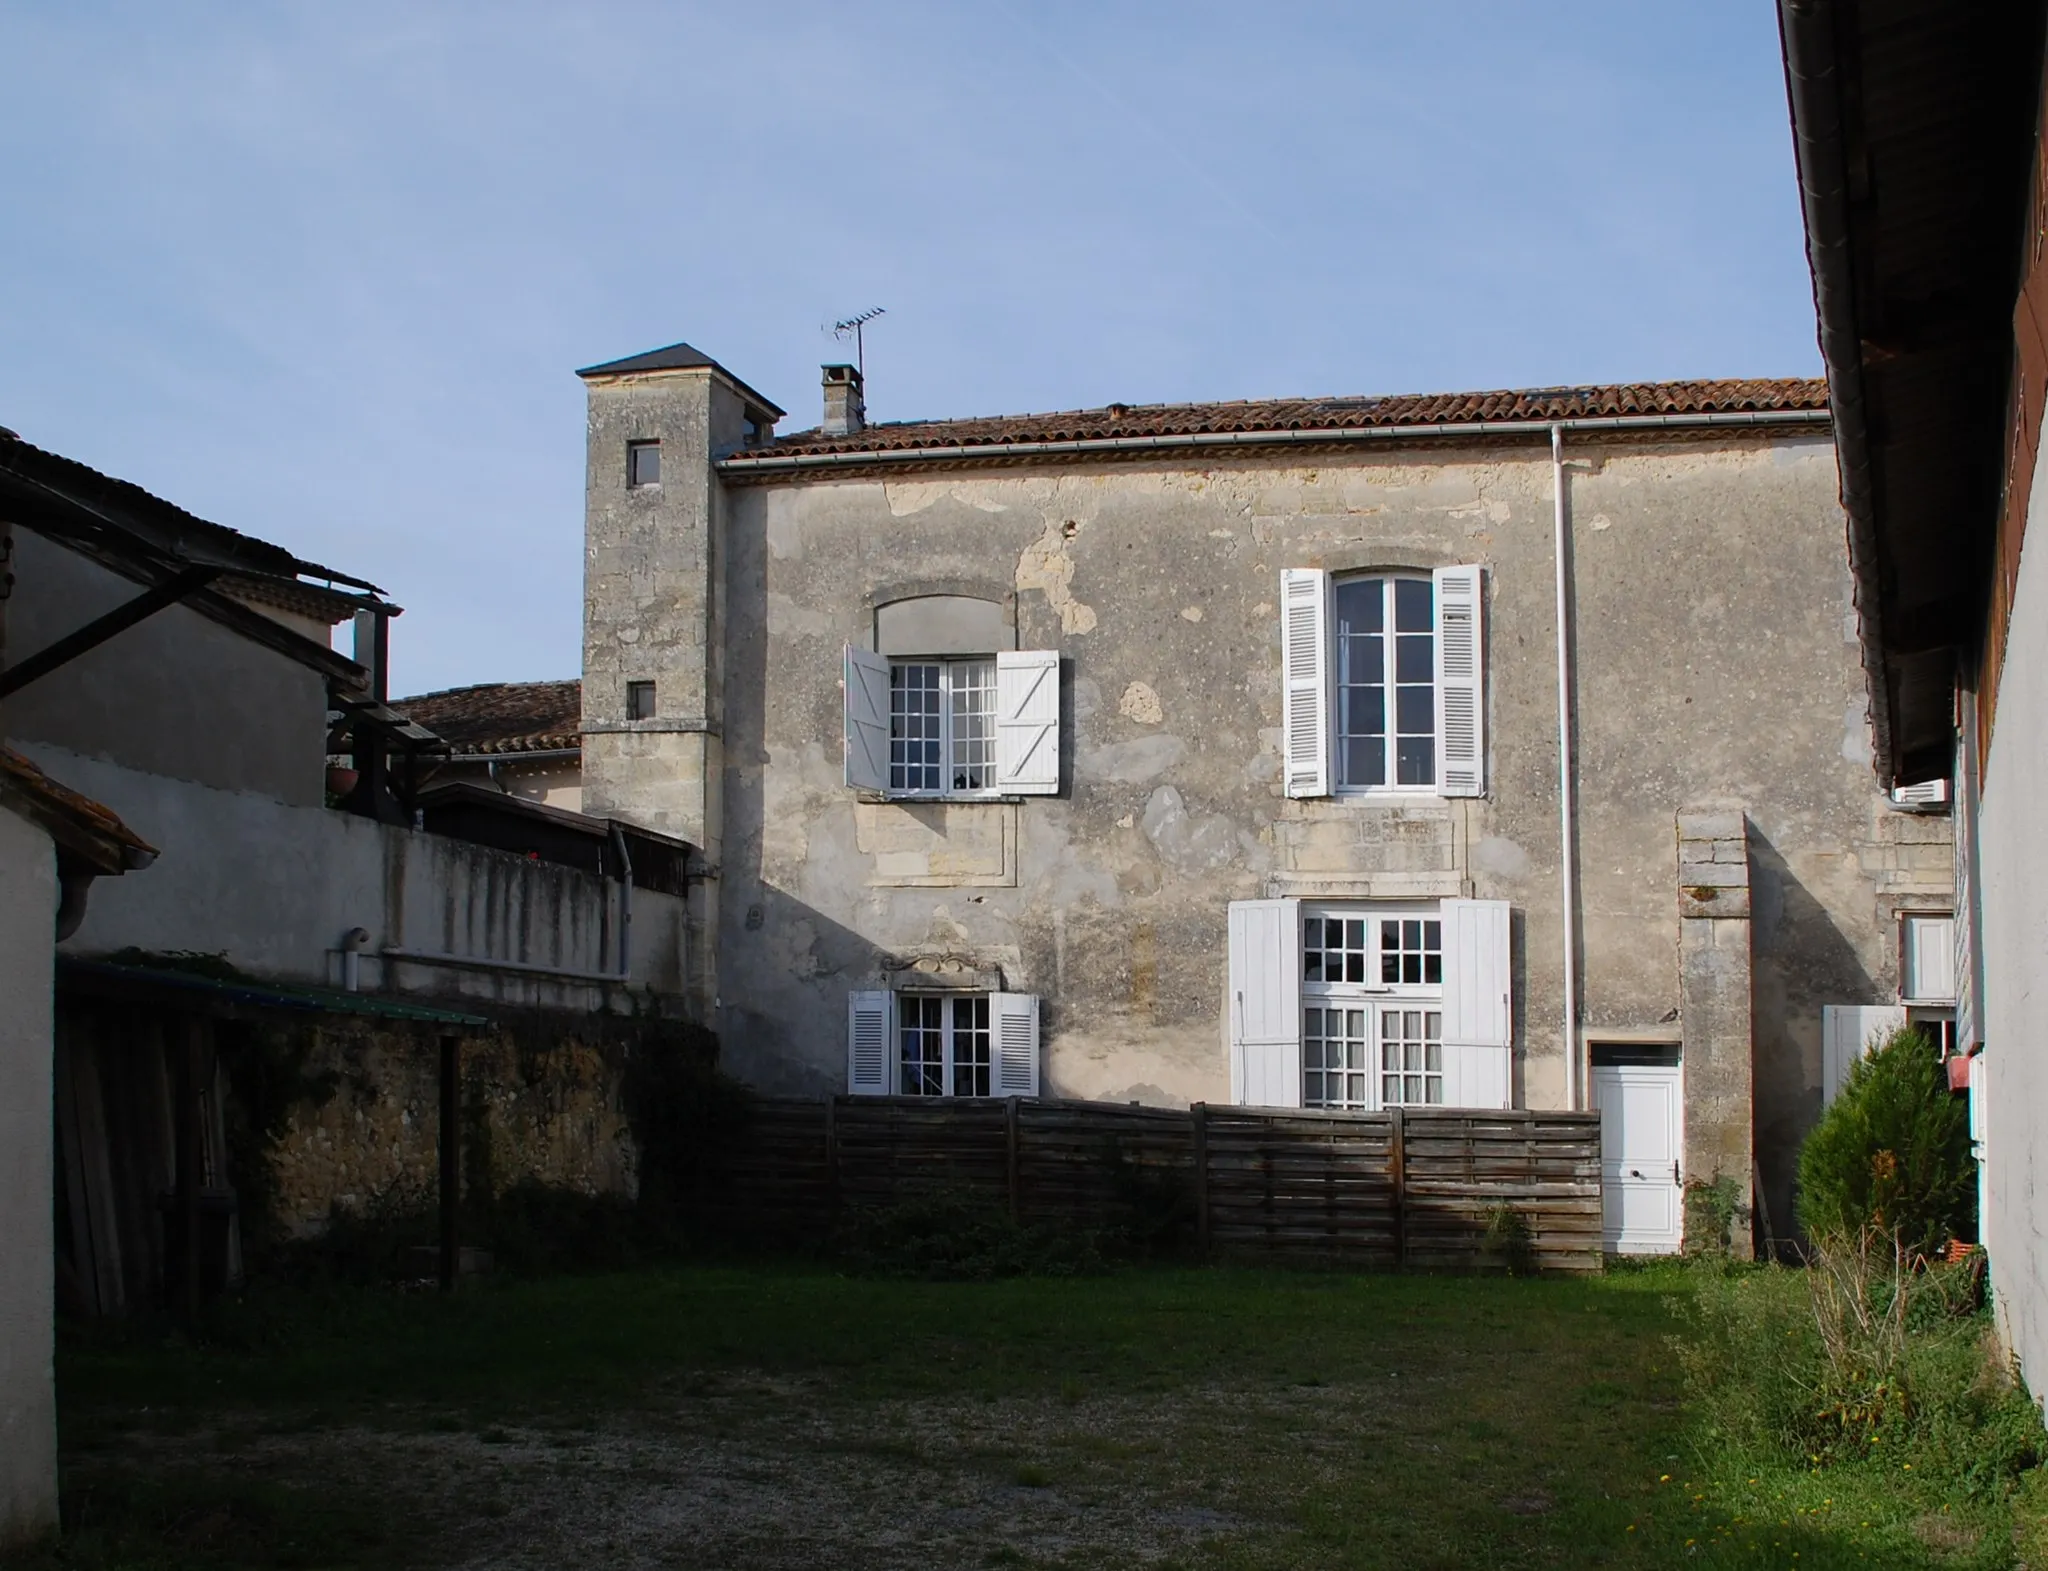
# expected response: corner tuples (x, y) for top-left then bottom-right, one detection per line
(576, 343), (1955, 1251)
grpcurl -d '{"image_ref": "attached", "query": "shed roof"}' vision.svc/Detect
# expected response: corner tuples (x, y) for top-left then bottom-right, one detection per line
(0, 431), (385, 687)
(1780, 0), (2047, 784)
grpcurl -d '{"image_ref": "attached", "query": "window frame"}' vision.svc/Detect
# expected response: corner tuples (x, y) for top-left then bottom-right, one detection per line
(896, 991), (995, 1098)
(887, 655), (1001, 800)
(626, 439), (661, 489)
(1301, 901), (1445, 1111)
(625, 679), (656, 721)
(1330, 572), (1438, 796)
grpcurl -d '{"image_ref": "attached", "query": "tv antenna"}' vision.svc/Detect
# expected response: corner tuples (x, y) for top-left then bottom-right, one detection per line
(832, 307), (886, 379)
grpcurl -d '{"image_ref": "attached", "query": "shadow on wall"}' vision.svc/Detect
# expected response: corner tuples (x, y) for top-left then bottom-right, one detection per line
(717, 509), (895, 1098)
(1747, 823), (1878, 1249)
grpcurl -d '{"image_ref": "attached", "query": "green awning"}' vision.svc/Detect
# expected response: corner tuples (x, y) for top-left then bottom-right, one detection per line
(58, 955), (490, 1028)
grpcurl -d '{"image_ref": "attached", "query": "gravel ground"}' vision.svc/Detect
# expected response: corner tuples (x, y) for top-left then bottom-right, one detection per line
(74, 1375), (1321, 1569)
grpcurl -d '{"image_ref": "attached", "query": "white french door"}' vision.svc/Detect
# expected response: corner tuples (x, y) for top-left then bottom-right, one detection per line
(1303, 1002), (1445, 1110)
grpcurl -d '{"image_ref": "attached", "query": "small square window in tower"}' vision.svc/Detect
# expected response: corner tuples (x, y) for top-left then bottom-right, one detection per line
(626, 440), (661, 488)
(626, 680), (656, 720)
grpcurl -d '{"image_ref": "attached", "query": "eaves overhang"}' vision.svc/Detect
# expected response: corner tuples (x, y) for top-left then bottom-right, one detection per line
(1779, 0), (2047, 785)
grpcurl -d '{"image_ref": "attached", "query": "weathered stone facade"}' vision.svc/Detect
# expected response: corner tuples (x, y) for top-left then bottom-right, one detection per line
(577, 356), (1954, 1239)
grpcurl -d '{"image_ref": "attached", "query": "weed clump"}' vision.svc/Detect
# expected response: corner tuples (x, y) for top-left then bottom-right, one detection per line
(1477, 1203), (1536, 1276)
(1678, 1025), (2035, 1501)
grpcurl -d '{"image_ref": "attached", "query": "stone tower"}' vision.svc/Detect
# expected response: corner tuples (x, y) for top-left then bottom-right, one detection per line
(576, 341), (780, 847)
(576, 342), (780, 1013)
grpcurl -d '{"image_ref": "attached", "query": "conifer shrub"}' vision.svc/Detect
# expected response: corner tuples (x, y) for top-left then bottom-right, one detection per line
(1796, 1024), (1974, 1257)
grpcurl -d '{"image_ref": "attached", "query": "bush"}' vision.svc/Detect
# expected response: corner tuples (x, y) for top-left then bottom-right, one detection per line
(836, 1191), (1106, 1281)
(1679, 1257), (2042, 1490)
(1796, 1024), (1974, 1257)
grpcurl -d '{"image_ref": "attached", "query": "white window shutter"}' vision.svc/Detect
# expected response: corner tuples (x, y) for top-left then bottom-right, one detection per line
(1820, 1004), (1906, 1106)
(1902, 914), (1956, 1003)
(1227, 898), (1302, 1107)
(996, 651), (1060, 794)
(844, 646), (891, 793)
(1441, 897), (1511, 1109)
(847, 989), (896, 1095)
(993, 993), (1041, 1095)
(1280, 569), (1329, 798)
(1434, 565), (1485, 797)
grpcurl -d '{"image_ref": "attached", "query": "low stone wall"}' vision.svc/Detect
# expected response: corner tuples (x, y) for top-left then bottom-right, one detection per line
(264, 1016), (653, 1236)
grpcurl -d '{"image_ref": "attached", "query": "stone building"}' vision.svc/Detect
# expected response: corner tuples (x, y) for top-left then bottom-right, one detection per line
(575, 342), (1955, 1252)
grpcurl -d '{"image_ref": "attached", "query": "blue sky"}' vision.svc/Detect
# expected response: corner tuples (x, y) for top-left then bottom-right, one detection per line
(1, 3), (1817, 697)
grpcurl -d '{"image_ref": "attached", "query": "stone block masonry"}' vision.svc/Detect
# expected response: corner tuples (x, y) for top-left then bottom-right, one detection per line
(1678, 808), (1755, 1255)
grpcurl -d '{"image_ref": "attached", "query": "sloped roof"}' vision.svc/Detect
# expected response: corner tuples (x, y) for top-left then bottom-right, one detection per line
(574, 340), (785, 418)
(0, 748), (156, 874)
(732, 376), (1829, 462)
(393, 680), (581, 756)
(0, 430), (382, 592)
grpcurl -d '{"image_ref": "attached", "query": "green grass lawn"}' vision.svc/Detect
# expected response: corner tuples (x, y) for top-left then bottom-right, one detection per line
(20, 1261), (2047, 1570)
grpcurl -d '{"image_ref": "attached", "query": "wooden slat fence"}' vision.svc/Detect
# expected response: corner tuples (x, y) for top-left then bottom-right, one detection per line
(701, 1097), (1603, 1272)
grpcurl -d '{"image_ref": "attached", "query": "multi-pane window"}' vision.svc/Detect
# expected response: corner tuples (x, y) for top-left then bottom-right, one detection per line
(1380, 1008), (1445, 1106)
(1333, 575), (1435, 790)
(1301, 904), (1444, 1111)
(1304, 1006), (1372, 1109)
(890, 660), (997, 795)
(1303, 914), (1442, 987)
(899, 994), (993, 1097)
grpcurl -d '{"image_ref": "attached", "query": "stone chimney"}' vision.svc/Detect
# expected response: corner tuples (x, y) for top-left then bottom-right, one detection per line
(822, 363), (865, 437)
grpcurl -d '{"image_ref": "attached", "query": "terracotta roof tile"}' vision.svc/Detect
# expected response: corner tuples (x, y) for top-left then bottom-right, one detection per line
(392, 681), (581, 756)
(0, 748), (156, 873)
(734, 376), (1828, 462)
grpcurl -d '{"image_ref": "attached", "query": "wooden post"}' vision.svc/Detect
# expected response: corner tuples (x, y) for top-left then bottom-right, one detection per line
(1005, 1096), (1021, 1224)
(1387, 1107), (1407, 1271)
(177, 1015), (208, 1321)
(824, 1096), (840, 1222)
(1191, 1103), (1211, 1261)
(438, 1033), (460, 1293)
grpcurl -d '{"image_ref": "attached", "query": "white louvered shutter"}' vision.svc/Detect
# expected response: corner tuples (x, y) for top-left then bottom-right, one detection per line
(847, 990), (895, 1095)
(1441, 898), (1511, 1109)
(1227, 898), (1303, 1107)
(1821, 1004), (1907, 1106)
(1434, 565), (1486, 797)
(993, 993), (1040, 1095)
(844, 646), (891, 793)
(996, 651), (1060, 794)
(1280, 569), (1330, 798)
(1902, 914), (1956, 1003)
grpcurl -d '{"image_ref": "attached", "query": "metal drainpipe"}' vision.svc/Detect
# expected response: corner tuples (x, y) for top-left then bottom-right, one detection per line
(1551, 424), (1581, 1109)
(608, 823), (633, 980)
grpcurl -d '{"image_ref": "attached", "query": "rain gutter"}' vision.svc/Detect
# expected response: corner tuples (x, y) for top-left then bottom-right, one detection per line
(1778, 0), (1888, 781)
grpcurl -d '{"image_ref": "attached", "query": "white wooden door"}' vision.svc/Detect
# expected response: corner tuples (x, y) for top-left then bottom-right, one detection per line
(1592, 1063), (1684, 1255)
